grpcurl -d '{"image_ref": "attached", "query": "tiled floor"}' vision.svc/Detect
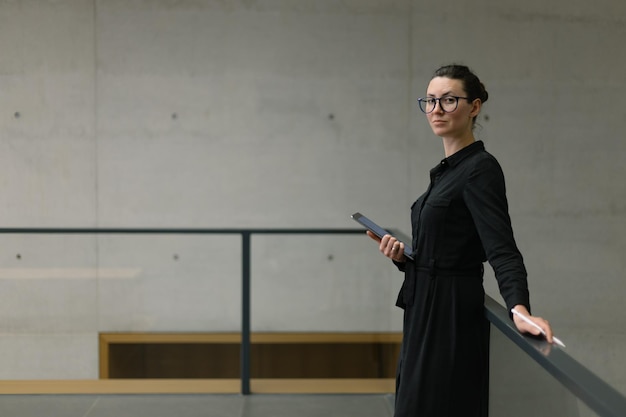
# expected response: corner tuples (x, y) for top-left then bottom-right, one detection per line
(0, 394), (395, 417)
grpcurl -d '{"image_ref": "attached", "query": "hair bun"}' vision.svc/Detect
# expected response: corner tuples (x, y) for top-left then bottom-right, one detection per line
(480, 82), (489, 103)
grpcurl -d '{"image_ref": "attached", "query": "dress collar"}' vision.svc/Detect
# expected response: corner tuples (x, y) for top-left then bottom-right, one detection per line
(443, 140), (484, 168)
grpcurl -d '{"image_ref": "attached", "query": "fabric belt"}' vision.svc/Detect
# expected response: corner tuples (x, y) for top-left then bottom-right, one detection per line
(416, 260), (484, 279)
(398, 261), (484, 308)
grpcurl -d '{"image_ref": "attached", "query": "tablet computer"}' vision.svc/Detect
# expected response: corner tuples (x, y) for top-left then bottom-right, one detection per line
(351, 212), (413, 260)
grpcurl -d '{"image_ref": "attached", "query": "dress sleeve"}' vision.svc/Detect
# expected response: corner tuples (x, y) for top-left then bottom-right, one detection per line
(463, 156), (531, 313)
(393, 259), (407, 272)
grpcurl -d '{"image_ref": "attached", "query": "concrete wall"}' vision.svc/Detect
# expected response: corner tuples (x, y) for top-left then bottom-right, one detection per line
(0, 0), (624, 407)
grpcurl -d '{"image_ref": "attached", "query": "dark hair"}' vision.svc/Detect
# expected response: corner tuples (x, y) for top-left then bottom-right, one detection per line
(433, 64), (488, 103)
(433, 64), (488, 126)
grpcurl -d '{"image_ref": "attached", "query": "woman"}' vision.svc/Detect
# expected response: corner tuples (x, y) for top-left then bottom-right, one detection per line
(368, 64), (555, 416)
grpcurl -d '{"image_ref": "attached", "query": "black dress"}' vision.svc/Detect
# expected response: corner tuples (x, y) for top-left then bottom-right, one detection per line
(393, 141), (530, 417)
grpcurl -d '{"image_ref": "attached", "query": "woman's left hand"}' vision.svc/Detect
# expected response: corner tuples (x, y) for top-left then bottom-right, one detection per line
(366, 231), (406, 263)
(511, 305), (555, 344)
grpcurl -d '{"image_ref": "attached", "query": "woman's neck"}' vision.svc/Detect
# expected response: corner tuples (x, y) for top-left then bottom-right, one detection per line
(442, 135), (475, 158)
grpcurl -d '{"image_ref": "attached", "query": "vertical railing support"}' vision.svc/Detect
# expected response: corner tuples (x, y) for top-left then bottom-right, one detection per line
(241, 231), (251, 395)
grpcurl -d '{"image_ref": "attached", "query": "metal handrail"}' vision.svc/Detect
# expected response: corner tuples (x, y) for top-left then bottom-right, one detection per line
(485, 295), (626, 417)
(1, 227), (625, 416)
(0, 226), (365, 394)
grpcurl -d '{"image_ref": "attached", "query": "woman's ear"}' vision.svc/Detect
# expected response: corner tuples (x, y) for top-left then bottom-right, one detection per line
(469, 99), (482, 119)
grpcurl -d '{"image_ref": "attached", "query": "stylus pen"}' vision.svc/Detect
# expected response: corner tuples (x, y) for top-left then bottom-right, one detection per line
(511, 308), (566, 348)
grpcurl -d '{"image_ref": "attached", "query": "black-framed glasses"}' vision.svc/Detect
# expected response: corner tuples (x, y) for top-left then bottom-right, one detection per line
(417, 96), (470, 114)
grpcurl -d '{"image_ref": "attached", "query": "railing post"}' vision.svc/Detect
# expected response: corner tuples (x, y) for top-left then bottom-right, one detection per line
(241, 231), (251, 395)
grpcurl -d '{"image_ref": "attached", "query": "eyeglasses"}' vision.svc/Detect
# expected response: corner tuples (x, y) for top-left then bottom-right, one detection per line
(417, 96), (470, 114)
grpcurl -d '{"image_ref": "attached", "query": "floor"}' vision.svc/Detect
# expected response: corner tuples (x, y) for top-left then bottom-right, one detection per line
(0, 394), (395, 417)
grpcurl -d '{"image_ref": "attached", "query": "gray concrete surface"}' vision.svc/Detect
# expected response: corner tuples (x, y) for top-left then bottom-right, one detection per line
(0, 394), (395, 417)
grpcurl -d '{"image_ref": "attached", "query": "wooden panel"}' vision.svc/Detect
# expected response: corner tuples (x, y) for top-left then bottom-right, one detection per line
(108, 343), (240, 378)
(250, 332), (402, 343)
(250, 343), (399, 378)
(0, 379), (240, 394)
(100, 332), (402, 387)
(100, 333), (241, 344)
(99, 332), (401, 344)
(0, 378), (395, 394)
(251, 378), (396, 394)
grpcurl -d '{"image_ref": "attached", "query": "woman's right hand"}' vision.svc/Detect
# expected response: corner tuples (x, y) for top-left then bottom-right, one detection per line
(366, 231), (406, 263)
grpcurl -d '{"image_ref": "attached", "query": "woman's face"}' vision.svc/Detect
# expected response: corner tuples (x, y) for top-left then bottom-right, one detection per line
(425, 77), (480, 139)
